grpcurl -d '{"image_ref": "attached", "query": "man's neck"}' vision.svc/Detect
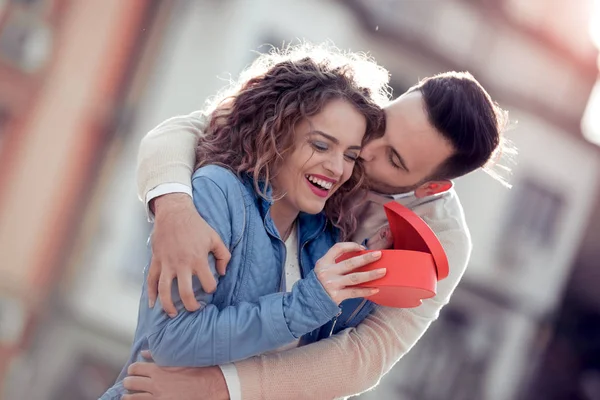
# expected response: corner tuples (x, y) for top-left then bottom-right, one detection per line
(369, 189), (415, 200)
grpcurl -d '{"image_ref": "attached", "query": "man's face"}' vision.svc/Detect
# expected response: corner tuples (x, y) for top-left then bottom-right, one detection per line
(360, 91), (455, 194)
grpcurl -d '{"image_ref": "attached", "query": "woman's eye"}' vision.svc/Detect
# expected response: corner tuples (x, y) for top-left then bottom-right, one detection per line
(344, 153), (359, 162)
(311, 141), (329, 152)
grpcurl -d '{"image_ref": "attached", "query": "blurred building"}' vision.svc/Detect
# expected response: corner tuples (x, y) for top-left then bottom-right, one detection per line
(0, 1), (166, 398)
(0, 0), (599, 399)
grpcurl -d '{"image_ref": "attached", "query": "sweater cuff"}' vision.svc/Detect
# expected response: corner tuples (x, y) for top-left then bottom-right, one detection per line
(138, 161), (194, 202)
(219, 363), (242, 400)
(145, 183), (192, 221)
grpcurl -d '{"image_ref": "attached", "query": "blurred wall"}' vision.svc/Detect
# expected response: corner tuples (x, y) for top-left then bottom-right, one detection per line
(1, 1), (599, 399)
(0, 0), (158, 397)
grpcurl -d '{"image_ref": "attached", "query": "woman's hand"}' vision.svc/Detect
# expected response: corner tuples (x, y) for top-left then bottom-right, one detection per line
(314, 242), (386, 305)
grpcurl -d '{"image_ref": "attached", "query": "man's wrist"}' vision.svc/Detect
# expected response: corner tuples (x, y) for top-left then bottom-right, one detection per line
(151, 192), (194, 215)
(204, 366), (231, 400)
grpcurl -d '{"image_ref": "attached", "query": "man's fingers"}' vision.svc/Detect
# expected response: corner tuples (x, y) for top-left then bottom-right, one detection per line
(140, 350), (154, 361)
(211, 237), (231, 277)
(338, 251), (381, 273)
(195, 260), (217, 294)
(343, 268), (386, 286)
(158, 272), (177, 317)
(127, 361), (154, 378)
(123, 376), (153, 393)
(147, 260), (160, 308)
(177, 272), (201, 312)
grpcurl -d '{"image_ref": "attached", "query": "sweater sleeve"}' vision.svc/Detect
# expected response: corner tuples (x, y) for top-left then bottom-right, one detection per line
(136, 110), (207, 203)
(233, 211), (472, 400)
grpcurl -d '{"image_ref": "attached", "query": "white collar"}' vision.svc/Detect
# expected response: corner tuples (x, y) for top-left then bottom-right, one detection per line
(390, 191), (416, 201)
(368, 181), (455, 206)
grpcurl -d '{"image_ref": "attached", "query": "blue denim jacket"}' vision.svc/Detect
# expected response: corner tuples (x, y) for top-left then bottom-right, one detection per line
(101, 165), (375, 399)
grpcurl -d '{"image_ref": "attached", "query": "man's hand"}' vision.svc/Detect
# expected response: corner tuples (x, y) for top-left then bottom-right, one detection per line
(122, 351), (229, 400)
(366, 225), (393, 250)
(148, 193), (231, 317)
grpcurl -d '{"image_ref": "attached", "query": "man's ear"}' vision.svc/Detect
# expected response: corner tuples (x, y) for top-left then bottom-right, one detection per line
(414, 180), (453, 198)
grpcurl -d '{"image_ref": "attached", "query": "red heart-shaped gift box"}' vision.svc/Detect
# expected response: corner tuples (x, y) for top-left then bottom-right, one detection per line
(336, 201), (449, 308)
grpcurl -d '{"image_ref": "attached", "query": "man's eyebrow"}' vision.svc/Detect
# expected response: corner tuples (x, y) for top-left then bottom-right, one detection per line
(391, 147), (410, 172)
(310, 130), (362, 150)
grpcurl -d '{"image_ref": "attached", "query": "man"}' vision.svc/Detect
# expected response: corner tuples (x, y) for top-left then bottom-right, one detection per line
(123, 71), (509, 400)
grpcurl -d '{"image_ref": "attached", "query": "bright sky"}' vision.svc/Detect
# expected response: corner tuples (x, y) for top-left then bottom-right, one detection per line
(582, 0), (600, 146)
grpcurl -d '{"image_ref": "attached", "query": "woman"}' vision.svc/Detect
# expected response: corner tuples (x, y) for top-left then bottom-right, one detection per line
(101, 45), (389, 398)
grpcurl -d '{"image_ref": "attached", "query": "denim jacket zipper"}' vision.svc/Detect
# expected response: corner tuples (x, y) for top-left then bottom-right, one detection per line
(329, 298), (367, 337)
(278, 239), (287, 291)
(345, 299), (368, 327)
(328, 309), (344, 336)
(262, 212), (288, 291)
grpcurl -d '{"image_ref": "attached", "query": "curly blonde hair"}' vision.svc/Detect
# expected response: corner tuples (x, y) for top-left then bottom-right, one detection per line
(197, 43), (391, 239)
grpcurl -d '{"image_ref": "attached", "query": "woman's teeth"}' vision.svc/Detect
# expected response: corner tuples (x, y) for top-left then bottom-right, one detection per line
(306, 175), (333, 190)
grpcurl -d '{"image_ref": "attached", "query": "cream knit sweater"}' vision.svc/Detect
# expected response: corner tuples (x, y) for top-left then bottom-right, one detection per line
(136, 111), (472, 400)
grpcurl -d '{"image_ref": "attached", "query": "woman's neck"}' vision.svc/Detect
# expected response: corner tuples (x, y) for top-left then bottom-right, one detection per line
(269, 201), (299, 241)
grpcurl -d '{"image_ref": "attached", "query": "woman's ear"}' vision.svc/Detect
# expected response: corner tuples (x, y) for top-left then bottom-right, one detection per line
(414, 180), (452, 198)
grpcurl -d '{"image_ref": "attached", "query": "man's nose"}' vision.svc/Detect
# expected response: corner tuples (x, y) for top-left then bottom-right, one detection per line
(360, 143), (376, 162)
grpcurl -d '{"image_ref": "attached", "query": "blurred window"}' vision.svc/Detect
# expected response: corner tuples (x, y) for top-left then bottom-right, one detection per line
(496, 175), (566, 269)
(0, 4), (52, 73)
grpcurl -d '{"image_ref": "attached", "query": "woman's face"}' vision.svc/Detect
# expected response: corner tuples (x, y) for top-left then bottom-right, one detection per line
(272, 98), (367, 215)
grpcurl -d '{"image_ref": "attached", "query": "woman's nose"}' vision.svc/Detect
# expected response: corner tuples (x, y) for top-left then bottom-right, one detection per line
(325, 154), (344, 177)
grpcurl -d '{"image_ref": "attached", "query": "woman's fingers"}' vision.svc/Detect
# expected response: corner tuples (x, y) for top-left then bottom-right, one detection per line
(340, 287), (379, 301)
(336, 251), (381, 274)
(342, 268), (386, 286)
(317, 242), (365, 266)
(315, 244), (385, 304)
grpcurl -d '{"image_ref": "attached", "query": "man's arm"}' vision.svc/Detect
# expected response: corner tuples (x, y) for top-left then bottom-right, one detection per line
(137, 110), (206, 205)
(134, 110), (471, 397)
(137, 110), (232, 315)
(232, 224), (471, 400)
(125, 220), (471, 399)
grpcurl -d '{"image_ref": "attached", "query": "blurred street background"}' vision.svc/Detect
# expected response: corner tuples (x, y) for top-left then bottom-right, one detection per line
(1, 0), (600, 399)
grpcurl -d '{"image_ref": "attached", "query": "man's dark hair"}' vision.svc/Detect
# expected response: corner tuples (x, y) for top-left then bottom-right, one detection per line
(408, 71), (511, 183)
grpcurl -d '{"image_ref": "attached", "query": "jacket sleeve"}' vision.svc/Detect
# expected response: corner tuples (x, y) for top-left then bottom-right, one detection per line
(146, 171), (340, 367)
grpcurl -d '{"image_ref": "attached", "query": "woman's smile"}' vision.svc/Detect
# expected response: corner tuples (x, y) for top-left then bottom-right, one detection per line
(305, 174), (337, 198)
(271, 98), (366, 216)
